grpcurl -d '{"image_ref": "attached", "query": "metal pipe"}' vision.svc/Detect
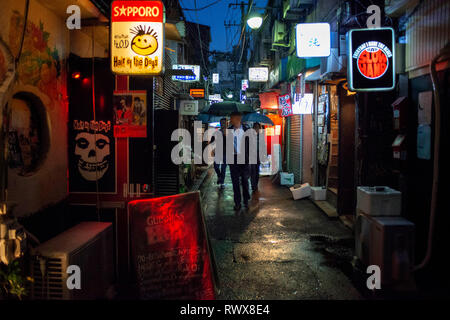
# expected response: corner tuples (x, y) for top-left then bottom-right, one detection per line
(414, 43), (450, 271)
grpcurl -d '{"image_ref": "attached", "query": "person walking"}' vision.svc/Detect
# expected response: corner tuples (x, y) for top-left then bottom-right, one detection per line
(249, 122), (263, 192)
(228, 112), (250, 210)
(211, 118), (227, 189)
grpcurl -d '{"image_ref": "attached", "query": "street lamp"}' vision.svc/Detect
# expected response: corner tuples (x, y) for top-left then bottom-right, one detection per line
(247, 14), (263, 30)
(226, 92), (234, 99)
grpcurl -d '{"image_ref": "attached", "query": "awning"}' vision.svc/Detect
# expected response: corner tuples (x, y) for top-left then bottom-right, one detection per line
(305, 67), (321, 81)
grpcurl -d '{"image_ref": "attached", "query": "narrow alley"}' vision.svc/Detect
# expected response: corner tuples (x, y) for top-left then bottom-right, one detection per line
(201, 171), (361, 300)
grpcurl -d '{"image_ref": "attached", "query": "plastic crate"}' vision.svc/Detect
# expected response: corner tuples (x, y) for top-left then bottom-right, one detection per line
(280, 172), (294, 186)
(311, 186), (327, 200)
(290, 183), (311, 200)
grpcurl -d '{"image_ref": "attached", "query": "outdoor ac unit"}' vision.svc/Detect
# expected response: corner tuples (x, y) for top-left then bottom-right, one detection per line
(355, 212), (414, 285)
(272, 21), (289, 48)
(30, 222), (114, 300)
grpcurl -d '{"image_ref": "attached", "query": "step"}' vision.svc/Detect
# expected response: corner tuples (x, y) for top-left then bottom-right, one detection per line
(311, 199), (338, 218)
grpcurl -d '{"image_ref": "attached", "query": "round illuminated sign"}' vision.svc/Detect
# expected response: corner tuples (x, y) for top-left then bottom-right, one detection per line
(354, 42), (391, 80)
(357, 47), (388, 79)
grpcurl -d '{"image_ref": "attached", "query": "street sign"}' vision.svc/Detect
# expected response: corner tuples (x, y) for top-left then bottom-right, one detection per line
(296, 23), (331, 58)
(347, 28), (395, 91)
(111, 0), (164, 75)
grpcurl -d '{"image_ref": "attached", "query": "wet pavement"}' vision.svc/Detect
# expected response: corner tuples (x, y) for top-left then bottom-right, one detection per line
(201, 168), (362, 300)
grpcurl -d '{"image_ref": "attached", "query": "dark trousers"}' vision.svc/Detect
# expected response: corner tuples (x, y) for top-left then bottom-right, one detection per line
(229, 164), (250, 206)
(249, 163), (260, 190)
(214, 162), (227, 184)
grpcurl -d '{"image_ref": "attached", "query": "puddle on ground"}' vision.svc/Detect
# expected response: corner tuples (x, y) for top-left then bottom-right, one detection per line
(308, 234), (371, 297)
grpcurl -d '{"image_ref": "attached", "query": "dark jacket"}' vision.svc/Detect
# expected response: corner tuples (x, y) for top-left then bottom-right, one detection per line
(210, 128), (227, 163)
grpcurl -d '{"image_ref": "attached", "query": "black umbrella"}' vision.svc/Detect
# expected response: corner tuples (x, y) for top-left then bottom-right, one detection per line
(205, 102), (254, 116)
(242, 112), (274, 125)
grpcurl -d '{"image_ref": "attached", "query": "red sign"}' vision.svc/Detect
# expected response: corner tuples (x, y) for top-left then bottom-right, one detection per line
(278, 94), (293, 117)
(111, 1), (164, 22)
(259, 91), (279, 109)
(128, 192), (216, 299)
(357, 48), (388, 79)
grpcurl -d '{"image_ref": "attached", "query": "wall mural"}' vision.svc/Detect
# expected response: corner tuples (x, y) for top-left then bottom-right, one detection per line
(5, 10), (64, 175)
(8, 10), (61, 102)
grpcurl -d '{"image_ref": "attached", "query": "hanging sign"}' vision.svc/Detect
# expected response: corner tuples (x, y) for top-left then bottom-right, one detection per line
(259, 91), (279, 109)
(111, 0), (164, 75)
(212, 73), (219, 84)
(241, 79), (249, 91)
(190, 88), (205, 98)
(292, 93), (314, 114)
(113, 90), (147, 138)
(348, 27), (395, 91)
(278, 94), (293, 117)
(179, 100), (199, 115)
(296, 23), (331, 58)
(249, 67), (269, 82)
(172, 64), (201, 82)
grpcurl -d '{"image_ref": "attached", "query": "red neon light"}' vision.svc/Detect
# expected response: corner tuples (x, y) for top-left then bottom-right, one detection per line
(357, 49), (388, 79)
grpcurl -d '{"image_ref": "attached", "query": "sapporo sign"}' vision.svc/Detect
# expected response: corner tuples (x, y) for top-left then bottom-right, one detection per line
(111, 1), (164, 75)
(347, 28), (395, 92)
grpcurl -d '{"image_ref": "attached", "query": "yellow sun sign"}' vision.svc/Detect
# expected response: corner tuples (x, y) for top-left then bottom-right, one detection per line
(111, 1), (164, 75)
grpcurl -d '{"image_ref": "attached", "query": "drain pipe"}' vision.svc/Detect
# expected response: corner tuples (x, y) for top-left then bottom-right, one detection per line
(415, 43), (450, 271)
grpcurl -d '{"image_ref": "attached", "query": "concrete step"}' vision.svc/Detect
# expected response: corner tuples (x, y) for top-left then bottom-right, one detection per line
(311, 199), (338, 218)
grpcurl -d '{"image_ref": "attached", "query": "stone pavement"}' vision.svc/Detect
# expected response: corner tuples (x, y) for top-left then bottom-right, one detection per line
(201, 169), (362, 300)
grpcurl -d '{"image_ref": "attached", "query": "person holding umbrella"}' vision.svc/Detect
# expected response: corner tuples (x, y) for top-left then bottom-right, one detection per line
(228, 111), (250, 210)
(249, 122), (264, 192)
(210, 118), (228, 189)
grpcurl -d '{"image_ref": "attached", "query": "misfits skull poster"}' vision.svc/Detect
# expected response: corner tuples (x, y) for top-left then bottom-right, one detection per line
(69, 119), (116, 193)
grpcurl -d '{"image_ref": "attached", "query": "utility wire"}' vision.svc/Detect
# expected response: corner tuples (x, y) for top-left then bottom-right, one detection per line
(182, 0), (224, 11)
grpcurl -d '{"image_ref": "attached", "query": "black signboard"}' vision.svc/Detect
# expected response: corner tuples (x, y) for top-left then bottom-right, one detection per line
(348, 28), (395, 92)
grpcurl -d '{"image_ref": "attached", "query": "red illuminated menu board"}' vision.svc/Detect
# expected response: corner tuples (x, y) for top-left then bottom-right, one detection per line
(348, 28), (395, 92)
(128, 192), (216, 299)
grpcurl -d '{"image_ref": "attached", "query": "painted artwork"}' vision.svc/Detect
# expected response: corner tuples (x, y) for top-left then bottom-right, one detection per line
(8, 10), (61, 102)
(0, 48), (6, 85)
(113, 91), (147, 138)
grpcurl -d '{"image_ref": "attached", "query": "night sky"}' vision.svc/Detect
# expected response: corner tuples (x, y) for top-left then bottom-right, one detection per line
(180, 0), (268, 52)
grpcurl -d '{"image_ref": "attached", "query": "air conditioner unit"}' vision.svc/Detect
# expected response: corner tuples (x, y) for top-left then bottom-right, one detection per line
(355, 212), (414, 285)
(272, 21), (289, 48)
(30, 222), (114, 300)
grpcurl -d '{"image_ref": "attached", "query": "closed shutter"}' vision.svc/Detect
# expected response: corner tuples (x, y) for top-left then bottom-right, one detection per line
(154, 52), (180, 110)
(153, 52), (181, 195)
(289, 115), (302, 184)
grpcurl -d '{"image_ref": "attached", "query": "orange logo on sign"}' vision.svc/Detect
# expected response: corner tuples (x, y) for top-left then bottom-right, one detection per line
(357, 48), (388, 79)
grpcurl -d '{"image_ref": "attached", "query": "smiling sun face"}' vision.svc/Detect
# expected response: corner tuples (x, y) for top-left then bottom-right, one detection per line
(130, 25), (158, 56)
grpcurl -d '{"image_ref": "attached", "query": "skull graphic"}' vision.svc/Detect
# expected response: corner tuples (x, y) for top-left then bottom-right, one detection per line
(74, 132), (110, 181)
